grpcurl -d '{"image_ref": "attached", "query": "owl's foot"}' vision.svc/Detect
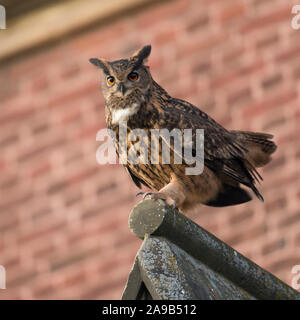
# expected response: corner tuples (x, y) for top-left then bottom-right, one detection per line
(136, 191), (177, 208)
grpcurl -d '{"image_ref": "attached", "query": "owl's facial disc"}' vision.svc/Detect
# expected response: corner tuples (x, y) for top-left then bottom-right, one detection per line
(114, 71), (140, 96)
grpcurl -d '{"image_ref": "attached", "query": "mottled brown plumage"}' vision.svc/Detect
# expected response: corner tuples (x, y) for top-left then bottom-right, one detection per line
(90, 45), (277, 213)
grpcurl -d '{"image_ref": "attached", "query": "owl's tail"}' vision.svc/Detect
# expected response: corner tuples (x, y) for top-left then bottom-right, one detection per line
(205, 184), (252, 207)
(231, 130), (277, 167)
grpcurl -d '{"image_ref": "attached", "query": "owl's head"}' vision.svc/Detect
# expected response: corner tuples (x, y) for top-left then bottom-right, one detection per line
(89, 45), (152, 101)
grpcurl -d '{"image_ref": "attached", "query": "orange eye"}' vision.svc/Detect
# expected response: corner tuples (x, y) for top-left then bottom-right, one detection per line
(107, 76), (115, 86)
(128, 72), (139, 82)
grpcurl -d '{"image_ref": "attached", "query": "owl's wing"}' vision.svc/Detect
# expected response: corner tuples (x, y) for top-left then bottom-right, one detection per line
(125, 165), (152, 189)
(158, 98), (263, 200)
(125, 166), (141, 188)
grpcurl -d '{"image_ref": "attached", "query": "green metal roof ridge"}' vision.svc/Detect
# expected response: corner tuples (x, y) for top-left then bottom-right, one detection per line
(125, 199), (300, 300)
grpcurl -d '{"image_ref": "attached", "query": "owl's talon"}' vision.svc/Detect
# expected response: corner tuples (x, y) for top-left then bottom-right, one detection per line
(142, 192), (154, 200)
(135, 191), (153, 200)
(135, 191), (177, 209)
(135, 191), (155, 200)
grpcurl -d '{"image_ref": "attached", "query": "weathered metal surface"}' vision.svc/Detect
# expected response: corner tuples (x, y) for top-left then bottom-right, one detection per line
(122, 259), (143, 300)
(125, 199), (300, 300)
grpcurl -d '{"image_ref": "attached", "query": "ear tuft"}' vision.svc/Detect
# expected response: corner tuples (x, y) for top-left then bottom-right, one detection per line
(89, 58), (100, 67)
(138, 45), (151, 61)
(132, 45), (152, 68)
(89, 58), (110, 74)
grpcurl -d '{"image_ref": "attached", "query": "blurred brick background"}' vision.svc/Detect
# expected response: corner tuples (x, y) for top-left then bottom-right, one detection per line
(0, 0), (300, 299)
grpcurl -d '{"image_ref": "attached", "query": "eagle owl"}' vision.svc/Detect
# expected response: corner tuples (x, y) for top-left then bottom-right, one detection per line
(90, 45), (277, 213)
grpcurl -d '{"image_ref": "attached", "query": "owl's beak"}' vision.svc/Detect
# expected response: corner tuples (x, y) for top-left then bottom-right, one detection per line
(118, 83), (127, 96)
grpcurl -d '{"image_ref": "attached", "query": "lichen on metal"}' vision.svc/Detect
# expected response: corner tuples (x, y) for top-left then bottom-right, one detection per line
(138, 237), (191, 299)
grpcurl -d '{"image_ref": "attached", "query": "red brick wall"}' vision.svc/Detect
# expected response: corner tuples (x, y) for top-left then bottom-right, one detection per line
(1, 0), (300, 299)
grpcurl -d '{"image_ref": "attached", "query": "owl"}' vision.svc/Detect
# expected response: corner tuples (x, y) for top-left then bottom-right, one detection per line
(89, 45), (277, 213)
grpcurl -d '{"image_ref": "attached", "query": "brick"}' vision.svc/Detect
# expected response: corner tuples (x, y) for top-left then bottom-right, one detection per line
(0, 214), (19, 233)
(84, 260), (131, 299)
(50, 246), (99, 271)
(0, 133), (19, 149)
(30, 74), (49, 92)
(32, 122), (50, 135)
(229, 209), (254, 225)
(177, 33), (228, 59)
(262, 155), (286, 173)
(186, 14), (209, 32)
(17, 221), (66, 245)
(64, 190), (83, 207)
(270, 173), (300, 190)
(31, 206), (52, 221)
(136, 0), (189, 29)
(0, 174), (19, 191)
(77, 122), (104, 139)
(243, 90), (298, 118)
(153, 30), (177, 45)
(265, 196), (287, 214)
(277, 131), (300, 146)
(93, 99), (105, 113)
(0, 105), (35, 126)
(33, 242), (55, 259)
(218, 2), (246, 24)
(222, 46), (245, 65)
(256, 32), (279, 50)
(47, 181), (66, 195)
(80, 279), (123, 300)
(293, 65), (300, 80)
(252, 0), (274, 8)
(276, 44), (300, 63)
(81, 196), (131, 225)
(18, 144), (50, 163)
(192, 60), (211, 75)
(296, 147), (300, 160)
(211, 60), (264, 89)
(71, 24), (126, 53)
(261, 73), (283, 90)
(10, 48), (66, 78)
(0, 70), (20, 102)
(59, 108), (82, 125)
(227, 87), (252, 106)
(47, 81), (98, 109)
(63, 270), (86, 288)
(268, 257), (300, 274)
(97, 253), (134, 276)
(262, 238), (286, 256)
(3, 254), (20, 269)
(96, 181), (117, 195)
(262, 114), (286, 131)
(0, 191), (33, 212)
(296, 232), (300, 246)
(241, 6), (291, 34)
(33, 283), (54, 298)
(60, 63), (80, 79)
(7, 270), (37, 288)
(0, 159), (5, 172)
(279, 212), (300, 228)
(0, 290), (22, 300)
(30, 162), (52, 179)
(63, 148), (84, 166)
(18, 138), (66, 163)
(199, 97), (216, 112)
(66, 166), (99, 186)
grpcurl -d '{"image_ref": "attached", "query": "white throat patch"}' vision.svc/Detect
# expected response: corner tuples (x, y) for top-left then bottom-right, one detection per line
(111, 103), (140, 124)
